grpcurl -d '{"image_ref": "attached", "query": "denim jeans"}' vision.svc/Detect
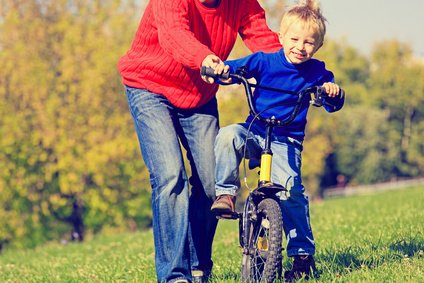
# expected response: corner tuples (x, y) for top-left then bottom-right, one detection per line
(215, 123), (315, 256)
(125, 86), (219, 282)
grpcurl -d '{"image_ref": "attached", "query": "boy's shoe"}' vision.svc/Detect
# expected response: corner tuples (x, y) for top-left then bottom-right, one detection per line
(192, 270), (211, 283)
(284, 255), (316, 282)
(210, 194), (236, 216)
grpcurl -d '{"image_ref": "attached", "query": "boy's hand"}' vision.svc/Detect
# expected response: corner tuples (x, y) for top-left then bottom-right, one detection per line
(322, 82), (340, 97)
(201, 54), (231, 84)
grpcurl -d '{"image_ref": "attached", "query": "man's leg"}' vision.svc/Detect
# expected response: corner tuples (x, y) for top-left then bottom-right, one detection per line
(177, 98), (220, 276)
(126, 86), (191, 283)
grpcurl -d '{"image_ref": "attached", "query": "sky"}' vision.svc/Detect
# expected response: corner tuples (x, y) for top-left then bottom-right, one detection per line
(287, 0), (424, 58)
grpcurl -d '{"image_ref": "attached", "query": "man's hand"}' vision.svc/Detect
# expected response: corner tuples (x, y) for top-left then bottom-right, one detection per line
(201, 54), (226, 84)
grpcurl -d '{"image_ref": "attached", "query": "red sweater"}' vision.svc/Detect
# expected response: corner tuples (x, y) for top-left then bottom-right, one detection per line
(118, 0), (281, 109)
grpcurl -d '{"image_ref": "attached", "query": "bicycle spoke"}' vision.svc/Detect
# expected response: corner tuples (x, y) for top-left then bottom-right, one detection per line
(241, 198), (283, 283)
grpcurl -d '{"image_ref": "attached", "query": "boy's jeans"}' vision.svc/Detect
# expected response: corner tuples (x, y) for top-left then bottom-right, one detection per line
(215, 123), (315, 256)
(125, 86), (218, 282)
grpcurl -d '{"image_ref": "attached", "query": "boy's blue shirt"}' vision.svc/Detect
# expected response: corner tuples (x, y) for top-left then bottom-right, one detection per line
(224, 48), (344, 141)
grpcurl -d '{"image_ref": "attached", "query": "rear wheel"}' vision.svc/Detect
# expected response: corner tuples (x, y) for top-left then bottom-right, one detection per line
(241, 198), (283, 282)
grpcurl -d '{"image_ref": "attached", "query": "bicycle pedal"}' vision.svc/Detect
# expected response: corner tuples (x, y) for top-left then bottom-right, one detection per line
(215, 212), (240, 220)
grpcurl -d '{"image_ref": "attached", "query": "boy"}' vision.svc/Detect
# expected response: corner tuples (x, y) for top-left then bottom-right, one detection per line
(210, 0), (344, 281)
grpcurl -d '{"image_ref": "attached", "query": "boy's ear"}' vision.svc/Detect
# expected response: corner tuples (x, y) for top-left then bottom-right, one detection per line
(278, 32), (284, 45)
(315, 41), (324, 52)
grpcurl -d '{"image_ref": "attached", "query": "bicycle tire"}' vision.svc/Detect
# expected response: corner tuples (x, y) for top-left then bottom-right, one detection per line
(241, 198), (283, 283)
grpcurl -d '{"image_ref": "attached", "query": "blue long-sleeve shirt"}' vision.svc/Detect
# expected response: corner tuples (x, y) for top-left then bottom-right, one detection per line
(225, 48), (344, 141)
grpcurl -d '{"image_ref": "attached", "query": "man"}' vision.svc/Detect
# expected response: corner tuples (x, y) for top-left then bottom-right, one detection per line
(118, 0), (281, 282)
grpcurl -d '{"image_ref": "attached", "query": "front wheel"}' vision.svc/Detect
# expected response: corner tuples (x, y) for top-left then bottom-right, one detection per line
(241, 198), (283, 283)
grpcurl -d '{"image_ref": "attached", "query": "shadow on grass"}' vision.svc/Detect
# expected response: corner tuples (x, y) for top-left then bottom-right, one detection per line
(389, 235), (424, 257)
(318, 246), (362, 273)
(317, 234), (424, 277)
(211, 272), (239, 282)
(211, 235), (424, 281)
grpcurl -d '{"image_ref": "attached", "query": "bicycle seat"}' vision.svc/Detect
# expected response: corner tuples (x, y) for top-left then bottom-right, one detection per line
(248, 158), (261, 170)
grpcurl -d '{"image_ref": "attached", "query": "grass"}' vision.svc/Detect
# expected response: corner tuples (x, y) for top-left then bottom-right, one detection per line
(1, 186), (423, 282)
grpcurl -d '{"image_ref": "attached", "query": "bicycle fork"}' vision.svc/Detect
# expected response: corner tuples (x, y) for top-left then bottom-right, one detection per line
(240, 123), (275, 249)
(258, 124), (274, 186)
(240, 122), (287, 249)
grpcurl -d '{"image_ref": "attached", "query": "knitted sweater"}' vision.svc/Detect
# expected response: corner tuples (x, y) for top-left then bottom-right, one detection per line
(118, 0), (281, 109)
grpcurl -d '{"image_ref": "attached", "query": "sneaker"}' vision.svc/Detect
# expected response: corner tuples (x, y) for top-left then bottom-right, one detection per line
(191, 270), (211, 283)
(284, 255), (316, 282)
(211, 194), (236, 215)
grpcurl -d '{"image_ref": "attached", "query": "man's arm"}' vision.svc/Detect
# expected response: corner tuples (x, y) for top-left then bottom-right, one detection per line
(239, 0), (282, 53)
(152, 0), (213, 69)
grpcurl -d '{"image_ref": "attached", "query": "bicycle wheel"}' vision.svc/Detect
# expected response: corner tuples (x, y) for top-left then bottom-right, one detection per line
(241, 198), (283, 283)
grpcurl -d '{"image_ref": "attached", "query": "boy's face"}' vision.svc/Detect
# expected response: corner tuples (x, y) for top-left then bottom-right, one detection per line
(279, 22), (323, 64)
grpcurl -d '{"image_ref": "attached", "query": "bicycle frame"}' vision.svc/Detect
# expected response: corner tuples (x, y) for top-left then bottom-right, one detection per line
(202, 65), (340, 205)
(201, 66), (344, 282)
(231, 68), (309, 197)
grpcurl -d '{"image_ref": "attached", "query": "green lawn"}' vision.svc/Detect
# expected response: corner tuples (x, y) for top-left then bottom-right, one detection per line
(1, 187), (423, 282)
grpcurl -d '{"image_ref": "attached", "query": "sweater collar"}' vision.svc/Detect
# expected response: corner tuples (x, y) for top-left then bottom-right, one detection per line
(195, 0), (222, 11)
(278, 48), (312, 70)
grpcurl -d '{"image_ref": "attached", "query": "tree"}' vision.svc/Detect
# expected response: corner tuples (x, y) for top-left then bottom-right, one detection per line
(302, 40), (370, 195)
(0, 0), (151, 248)
(369, 40), (424, 178)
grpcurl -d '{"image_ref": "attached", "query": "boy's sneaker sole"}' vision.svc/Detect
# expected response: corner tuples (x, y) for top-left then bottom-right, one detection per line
(211, 195), (238, 219)
(214, 210), (240, 219)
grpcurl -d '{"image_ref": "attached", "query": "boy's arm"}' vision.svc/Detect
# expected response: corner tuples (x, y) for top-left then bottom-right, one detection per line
(209, 52), (265, 84)
(317, 70), (345, 112)
(225, 52), (265, 79)
(322, 83), (345, 112)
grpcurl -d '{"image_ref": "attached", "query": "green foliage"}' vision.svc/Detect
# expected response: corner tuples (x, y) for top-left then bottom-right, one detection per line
(316, 40), (370, 104)
(368, 41), (424, 177)
(332, 105), (393, 184)
(0, 187), (422, 282)
(1, 0), (424, 249)
(308, 39), (424, 190)
(0, 0), (151, 248)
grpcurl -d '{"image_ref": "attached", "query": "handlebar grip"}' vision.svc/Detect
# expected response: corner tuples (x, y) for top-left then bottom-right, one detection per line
(201, 66), (230, 80)
(339, 89), (345, 100)
(318, 86), (345, 100)
(311, 86), (345, 109)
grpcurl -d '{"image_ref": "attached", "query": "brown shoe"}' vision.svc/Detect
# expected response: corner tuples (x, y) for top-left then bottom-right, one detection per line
(211, 194), (236, 215)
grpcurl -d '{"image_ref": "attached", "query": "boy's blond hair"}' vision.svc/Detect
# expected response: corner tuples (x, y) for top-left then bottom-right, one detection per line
(280, 0), (327, 44)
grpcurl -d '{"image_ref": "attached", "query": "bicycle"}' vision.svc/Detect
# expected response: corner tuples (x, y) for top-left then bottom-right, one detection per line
(202, 66), (344, 282)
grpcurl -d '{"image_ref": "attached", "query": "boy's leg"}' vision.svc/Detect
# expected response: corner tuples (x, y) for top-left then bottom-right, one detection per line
(125, 86), (191, 282)
(213, 124), (262, 214)
(271, 137), (316, 280)
(271, 137), (315, 256)
(214, 124), (262, 195)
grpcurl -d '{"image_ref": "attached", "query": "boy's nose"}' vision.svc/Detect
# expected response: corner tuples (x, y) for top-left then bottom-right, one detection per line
(296, 42), (305, 50)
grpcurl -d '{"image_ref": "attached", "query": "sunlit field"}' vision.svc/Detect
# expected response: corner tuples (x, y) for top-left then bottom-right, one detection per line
(1, 187), (423, 282)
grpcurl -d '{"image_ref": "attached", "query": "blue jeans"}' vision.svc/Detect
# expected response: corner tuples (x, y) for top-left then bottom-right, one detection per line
(125, 86), (219, 282)
(215, 123), (315, 256)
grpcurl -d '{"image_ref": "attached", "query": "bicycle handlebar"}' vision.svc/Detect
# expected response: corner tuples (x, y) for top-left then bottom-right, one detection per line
(201, 66), (345, 127)
(201, 66), (231, 80)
